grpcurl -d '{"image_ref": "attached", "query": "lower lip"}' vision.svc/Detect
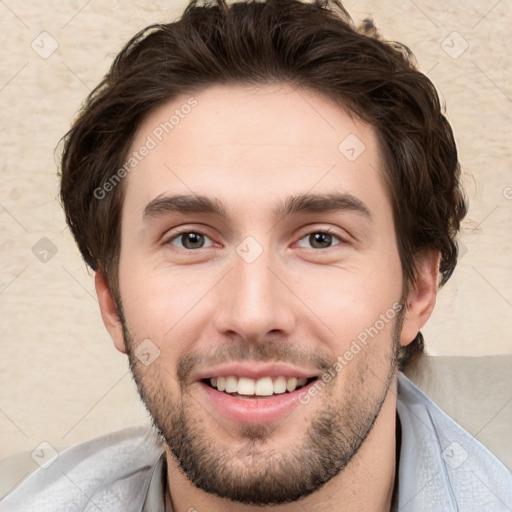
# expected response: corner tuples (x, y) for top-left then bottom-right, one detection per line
(197, 379), (317, 424)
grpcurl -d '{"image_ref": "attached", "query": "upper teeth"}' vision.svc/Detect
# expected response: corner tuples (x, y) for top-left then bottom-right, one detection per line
(210, 376), (309, 396)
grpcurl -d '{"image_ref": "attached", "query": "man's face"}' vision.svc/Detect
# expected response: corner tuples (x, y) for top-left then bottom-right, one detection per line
(115, 83), (405, 505)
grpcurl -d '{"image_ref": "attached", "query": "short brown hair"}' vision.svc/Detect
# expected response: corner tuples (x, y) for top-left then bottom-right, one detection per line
(59, 0), (467, 369)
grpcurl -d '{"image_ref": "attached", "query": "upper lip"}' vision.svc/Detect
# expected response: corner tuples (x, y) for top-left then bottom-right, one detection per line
(192, 362), (321, 382)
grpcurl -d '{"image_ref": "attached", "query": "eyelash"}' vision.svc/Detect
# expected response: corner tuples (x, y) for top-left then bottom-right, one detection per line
(164, 228), (345, 251)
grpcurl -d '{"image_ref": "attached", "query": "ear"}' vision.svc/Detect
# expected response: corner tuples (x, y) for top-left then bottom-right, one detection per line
(400, 250), (440, 347)
(94, 270), (127, 354)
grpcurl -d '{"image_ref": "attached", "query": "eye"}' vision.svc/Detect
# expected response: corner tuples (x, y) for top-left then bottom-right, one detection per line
(296, 230), (343, 250)
(165, 229), (345, 251)
(167, 231), (215, 250)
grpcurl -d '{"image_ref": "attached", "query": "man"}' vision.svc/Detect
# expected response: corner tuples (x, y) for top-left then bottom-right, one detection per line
(2, 0), (511, 510)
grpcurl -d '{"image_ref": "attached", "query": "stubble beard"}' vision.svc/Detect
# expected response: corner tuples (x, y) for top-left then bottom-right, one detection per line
(119, 305), (403, 506)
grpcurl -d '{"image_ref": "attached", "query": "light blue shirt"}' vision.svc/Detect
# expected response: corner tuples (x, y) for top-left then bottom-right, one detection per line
(1, 372), (511, 511)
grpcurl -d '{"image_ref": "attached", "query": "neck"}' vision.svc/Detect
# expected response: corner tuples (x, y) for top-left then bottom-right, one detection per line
(165, 378), (398, 512)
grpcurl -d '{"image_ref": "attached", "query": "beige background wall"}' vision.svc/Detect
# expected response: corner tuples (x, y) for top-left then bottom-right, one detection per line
(1, 0), (511, 490)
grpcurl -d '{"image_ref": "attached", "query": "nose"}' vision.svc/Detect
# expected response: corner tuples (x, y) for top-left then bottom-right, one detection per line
(213, 244), (296, 343)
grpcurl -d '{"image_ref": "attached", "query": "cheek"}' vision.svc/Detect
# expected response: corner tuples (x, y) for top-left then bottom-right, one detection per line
(290, 259), (402, 341)
(118, 260), (213, 355)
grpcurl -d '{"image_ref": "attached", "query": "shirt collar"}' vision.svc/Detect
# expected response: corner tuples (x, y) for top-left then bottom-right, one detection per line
(395, 371), (456, 511)
(142, 452), (168, 512)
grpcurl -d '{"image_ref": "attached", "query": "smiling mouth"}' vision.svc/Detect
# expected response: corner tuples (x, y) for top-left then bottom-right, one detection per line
(202, 376), (317, 399)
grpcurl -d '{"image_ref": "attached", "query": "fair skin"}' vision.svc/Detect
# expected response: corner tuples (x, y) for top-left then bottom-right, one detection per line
(95, 83), (438, 511)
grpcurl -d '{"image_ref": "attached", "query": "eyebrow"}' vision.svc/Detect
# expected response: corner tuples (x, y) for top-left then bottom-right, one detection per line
(142, 192), (372, 222)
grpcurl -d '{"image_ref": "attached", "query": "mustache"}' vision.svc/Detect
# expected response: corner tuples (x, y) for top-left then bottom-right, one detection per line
(177, 341), (333, 384)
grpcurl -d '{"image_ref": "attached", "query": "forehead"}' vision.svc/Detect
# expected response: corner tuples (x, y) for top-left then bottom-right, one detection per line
(122, 83), (391, 224)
